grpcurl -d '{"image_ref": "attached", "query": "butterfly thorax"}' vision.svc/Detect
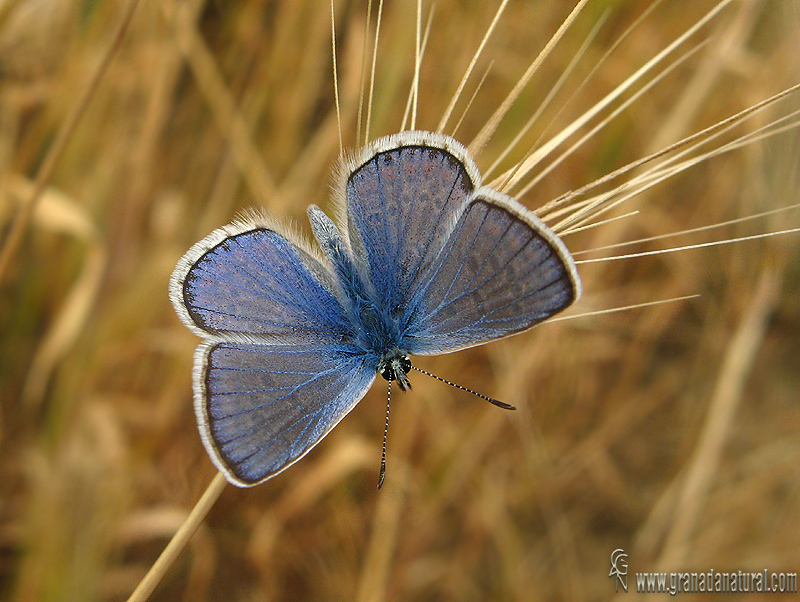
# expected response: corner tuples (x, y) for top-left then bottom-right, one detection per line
(351, 296), (413, 378)
(344, 290), (414, 391)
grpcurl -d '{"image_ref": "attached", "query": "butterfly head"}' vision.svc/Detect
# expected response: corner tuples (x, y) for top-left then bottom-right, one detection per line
(377, 348), (412, 391)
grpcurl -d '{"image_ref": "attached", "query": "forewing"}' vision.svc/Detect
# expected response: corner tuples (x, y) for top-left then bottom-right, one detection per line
(342, 132), (480, 312)
(170, 220), (350, 342)
(195, 340), (377, 486)
(403, 189), (581, 355)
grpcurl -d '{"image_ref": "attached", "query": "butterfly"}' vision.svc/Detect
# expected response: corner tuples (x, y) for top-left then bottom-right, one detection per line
(169, 131), (581, 487)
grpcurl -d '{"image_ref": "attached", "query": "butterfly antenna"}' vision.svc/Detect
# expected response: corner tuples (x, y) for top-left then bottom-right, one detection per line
(411, 366), (516, 410)
(378, 380), (392, 489)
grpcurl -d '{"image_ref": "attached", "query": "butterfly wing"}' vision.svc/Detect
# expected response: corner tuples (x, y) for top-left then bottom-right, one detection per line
(341, 131), (480, 313)
(196, 340), (376, 486)
(170, 219), (377, 486)
(402, 189), (581, 355)
(170, 218), (351, 342)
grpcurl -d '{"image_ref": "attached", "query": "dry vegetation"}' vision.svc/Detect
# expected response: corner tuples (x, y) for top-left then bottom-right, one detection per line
(1, 1), (799, 601)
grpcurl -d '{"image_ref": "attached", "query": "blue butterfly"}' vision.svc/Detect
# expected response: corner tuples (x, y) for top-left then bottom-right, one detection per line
(169, 131), (581, 487)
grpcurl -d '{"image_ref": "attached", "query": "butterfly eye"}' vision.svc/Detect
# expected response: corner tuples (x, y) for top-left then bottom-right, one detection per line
(399, 354), (411, 375)
(378, 362), (393, 382)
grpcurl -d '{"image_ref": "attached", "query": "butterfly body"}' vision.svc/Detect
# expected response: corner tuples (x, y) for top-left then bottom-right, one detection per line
(170, 131), (580, 486)
(311, 215), (389, 346)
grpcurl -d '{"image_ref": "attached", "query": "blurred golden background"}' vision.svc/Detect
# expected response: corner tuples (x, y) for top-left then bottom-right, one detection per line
(1, 1), (799, 600)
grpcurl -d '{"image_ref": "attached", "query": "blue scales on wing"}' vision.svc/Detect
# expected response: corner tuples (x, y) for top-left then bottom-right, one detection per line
(197, 341), (375, 485)
(344, 134), (478, 316)
(402, 190), (580, 355)
(177, 227), (351, 342)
